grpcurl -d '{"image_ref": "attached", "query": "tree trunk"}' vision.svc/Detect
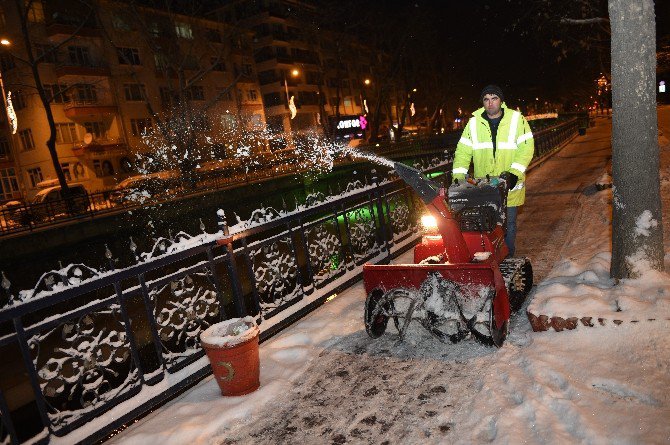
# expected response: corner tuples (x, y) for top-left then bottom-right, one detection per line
(609, 0), (663, 278)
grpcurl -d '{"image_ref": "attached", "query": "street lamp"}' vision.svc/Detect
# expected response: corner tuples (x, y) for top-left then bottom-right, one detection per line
(284, 68), (299, 119)
(364, 78), (371, 86)
(0, 38), (16, 134)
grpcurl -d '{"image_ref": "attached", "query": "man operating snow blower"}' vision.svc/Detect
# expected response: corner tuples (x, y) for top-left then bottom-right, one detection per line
(452, 85), (534, 256)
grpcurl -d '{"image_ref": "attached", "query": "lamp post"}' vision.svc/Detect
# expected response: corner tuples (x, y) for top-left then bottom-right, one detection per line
(362, 78), (371, 114)
(284, 68), (299, 120)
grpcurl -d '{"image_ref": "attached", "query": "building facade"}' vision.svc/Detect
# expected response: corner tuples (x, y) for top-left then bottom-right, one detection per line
(0, 0), (264, 201)
(211, 0), (373, 146)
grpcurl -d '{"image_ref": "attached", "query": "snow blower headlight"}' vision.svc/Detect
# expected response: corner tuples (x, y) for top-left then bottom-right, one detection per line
(421, 214), (438, 234)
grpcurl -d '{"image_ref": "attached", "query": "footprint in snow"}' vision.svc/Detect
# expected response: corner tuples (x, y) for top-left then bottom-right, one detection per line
(590, 378), (661, 406)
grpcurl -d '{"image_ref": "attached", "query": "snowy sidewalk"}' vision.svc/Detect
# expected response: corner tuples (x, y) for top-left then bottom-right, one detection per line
(527, 109), (670, 331)
(110, 115), (670, 445)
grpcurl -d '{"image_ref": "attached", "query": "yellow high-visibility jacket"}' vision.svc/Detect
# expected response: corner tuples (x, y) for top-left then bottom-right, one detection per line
(452, 103), (534, 207)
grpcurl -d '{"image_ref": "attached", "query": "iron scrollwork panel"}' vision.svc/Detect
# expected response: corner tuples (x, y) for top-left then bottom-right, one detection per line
(387, 190), (419, 243)
(346, 204), (381, 264)
(249, 235), (303, 320)
(28, 305), (139, 433)
(305, 219), (345, 288)
(149, 269), (220, 370)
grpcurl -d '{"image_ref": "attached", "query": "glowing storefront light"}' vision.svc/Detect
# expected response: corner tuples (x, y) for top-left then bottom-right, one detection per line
(336, 118), (361, 129)
(359, 115), (368, 130)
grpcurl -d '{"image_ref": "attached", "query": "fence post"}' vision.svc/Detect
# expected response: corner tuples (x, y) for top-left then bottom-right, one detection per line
(217, 210), (247, 317)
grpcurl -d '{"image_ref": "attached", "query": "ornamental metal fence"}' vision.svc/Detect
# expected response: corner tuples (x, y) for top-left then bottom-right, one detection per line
(0, 117), (579, 444)
(0, 159), (440, 445)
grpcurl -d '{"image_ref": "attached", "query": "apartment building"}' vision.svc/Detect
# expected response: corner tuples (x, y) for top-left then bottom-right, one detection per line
(211, 0), (373, 146)
(0, 0), (264, 201)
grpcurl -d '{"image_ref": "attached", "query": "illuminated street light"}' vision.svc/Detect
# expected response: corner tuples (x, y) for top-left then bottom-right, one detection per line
(0, 39), (10, 46)
(364, 78), (371, 85)
(412, 88), (417, 92)
(284, 69), (300, 120)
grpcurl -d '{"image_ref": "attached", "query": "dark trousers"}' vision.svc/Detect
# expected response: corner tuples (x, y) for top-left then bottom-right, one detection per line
(506, 206), (518, 257)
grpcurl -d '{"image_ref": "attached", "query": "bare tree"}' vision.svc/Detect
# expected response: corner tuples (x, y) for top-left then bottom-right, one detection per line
(100, 0), (250, 184)
(3, 0), (95, 203)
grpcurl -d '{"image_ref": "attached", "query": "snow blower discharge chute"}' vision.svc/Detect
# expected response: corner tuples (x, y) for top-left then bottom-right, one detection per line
(362, 163), (533, 347)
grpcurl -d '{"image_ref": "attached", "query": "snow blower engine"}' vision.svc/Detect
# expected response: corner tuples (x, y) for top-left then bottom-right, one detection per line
(362, 163), (533, 347)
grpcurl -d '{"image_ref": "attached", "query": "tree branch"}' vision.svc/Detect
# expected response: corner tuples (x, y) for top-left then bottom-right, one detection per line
(560, 17), (609, 25)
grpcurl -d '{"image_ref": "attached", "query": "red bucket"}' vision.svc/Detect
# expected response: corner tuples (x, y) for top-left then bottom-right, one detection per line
(201, 318), (260, 396)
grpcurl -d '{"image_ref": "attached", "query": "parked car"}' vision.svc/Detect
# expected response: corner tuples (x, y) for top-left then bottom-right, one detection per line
(110, 171), (180, 205)
(26, 184), (90, 222)
(0, 200), (26, 228)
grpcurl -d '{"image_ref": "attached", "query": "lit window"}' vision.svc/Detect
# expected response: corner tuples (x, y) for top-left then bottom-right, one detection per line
(175, 22), (193, 39)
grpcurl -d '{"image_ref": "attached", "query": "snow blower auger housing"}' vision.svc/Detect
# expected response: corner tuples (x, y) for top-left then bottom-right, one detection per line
(363, 163), (533, 347)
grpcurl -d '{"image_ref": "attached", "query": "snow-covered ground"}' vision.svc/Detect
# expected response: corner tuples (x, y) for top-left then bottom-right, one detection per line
(109, 109), (670, 445)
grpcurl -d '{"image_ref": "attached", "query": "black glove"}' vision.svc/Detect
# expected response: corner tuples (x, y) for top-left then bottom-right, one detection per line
(499, 171), (518, 189)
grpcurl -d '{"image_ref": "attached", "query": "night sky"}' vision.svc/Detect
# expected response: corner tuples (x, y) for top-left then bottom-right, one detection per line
(370, 0), (670, 109)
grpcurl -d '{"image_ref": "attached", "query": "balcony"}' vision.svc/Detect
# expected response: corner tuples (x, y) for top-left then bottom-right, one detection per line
(55, 61), (111, 79)
(72, 136), (127, 156)
(64, 100), (117, 119)
(46, 18), (101, 39)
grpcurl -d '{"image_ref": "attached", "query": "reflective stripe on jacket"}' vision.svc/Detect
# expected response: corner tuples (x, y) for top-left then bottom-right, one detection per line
(452, 103), (534, 207)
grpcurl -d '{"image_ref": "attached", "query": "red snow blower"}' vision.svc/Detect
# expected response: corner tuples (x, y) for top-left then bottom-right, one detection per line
(363, 163), (533, 347)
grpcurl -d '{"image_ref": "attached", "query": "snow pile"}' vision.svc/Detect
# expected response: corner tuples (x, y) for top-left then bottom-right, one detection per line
(200, 316), (259, 347)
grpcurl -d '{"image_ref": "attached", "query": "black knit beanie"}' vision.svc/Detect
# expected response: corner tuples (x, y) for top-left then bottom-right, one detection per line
(480, 85), (504, 102)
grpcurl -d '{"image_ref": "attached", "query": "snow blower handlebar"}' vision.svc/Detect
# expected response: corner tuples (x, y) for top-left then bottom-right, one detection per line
(393, 163), (472, 263)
